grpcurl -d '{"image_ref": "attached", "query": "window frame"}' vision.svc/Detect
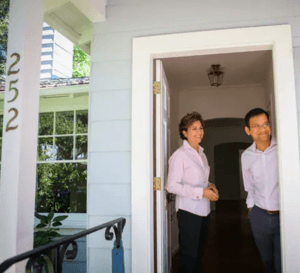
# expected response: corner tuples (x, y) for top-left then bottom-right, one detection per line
(36, 109), (88, 229)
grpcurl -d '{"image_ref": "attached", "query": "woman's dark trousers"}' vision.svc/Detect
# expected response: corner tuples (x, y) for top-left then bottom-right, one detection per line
(177, 209), (209, 273)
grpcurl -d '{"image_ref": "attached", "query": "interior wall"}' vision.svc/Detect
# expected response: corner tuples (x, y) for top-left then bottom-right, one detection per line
(171, 85), (268, 149)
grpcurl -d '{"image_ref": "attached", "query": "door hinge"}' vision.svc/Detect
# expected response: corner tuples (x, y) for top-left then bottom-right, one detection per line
(154, 177), (161, 191)
(153, 81), (161, 94)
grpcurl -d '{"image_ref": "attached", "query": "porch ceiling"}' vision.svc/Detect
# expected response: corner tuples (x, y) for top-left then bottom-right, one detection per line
(44, 0), (106, 54)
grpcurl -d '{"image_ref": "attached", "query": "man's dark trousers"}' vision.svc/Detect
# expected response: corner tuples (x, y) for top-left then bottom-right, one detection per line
(249, 205), (281, 273)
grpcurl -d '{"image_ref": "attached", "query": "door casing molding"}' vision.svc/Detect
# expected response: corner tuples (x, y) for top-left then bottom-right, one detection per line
(132, 25), (300, 273)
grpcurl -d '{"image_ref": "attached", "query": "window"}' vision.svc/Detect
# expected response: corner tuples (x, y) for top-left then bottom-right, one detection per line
(36, 110), (88, 213)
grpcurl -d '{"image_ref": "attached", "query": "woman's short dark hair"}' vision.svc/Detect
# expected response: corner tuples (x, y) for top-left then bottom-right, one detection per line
(179, 112), (204, 140)
(245, 108), (269, 128)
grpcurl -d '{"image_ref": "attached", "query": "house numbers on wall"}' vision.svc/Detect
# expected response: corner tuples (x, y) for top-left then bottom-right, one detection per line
(6, 53), (20, 132)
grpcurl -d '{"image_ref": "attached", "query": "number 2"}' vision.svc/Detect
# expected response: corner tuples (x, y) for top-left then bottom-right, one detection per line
(6, 108), (19, 132)
(7, 53), (20, 76)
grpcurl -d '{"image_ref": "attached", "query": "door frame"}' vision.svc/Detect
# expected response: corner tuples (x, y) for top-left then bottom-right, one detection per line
(132, 24), (300, 273)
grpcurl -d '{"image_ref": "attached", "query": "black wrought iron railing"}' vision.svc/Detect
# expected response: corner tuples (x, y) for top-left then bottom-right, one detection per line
(0, 217), (126, 273)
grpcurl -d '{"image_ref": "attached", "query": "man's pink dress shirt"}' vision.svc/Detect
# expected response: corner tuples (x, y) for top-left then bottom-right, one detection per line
(166, 140), (211, 217)
(241, 137), (279, 211)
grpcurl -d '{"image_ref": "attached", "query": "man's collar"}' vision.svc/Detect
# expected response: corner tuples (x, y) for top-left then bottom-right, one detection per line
(252, 135), (277, 152)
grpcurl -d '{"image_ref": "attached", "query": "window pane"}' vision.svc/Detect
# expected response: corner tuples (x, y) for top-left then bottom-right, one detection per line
(76, 110), (88, 134)
(37, 137), (53, 161)
(75, 136), (88, 159)
(55, 136), (73, 160)
(36, 163), (87, 213)
(39, 113), (54, 136)
(56, 111), (74, 135)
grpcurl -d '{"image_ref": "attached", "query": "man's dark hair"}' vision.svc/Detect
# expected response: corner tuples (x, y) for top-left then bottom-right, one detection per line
(179, 112), (204, 140)
(245, 108), (269, 128)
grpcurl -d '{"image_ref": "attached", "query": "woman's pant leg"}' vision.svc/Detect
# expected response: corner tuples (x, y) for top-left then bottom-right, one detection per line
(177, 209), (208, 273)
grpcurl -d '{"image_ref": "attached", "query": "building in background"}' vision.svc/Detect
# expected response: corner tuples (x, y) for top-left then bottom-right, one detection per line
(41, 23), (73, 79)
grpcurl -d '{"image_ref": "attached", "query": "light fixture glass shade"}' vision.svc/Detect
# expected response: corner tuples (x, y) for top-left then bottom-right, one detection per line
(208, 64), (224, 87)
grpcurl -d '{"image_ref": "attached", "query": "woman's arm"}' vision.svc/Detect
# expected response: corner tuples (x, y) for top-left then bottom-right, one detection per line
(166, 152), (204, 199)
(166, 152), (219, 201)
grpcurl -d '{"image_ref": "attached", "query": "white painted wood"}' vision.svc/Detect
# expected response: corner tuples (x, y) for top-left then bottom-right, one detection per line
(0, 0), (44, 271)
(90, 90), (131, 121)
(132, 25), (300, 273)
(90, 120), (131, 152)
(95, 1), (300, 35)
(89, 152), (131, 184)
(92, 33), (132, 62)
(90, 60), (131, 91)
(155, 60), (170, 273)
(88, 184), (131, 215)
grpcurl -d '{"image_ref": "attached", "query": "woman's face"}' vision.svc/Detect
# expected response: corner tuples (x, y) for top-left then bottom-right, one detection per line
(183, 120), (204, 146)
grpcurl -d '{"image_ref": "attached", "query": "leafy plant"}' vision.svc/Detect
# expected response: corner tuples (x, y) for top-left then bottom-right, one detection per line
(72, 45), (90, 77)
(34, 211), (68, 248)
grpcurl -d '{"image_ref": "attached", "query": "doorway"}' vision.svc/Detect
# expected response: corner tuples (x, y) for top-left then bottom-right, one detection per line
(160, 49), (274, 271)
(132, 25), (300, 273)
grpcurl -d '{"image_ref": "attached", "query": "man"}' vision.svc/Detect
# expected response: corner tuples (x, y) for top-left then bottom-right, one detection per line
(242, 108), (281, 273)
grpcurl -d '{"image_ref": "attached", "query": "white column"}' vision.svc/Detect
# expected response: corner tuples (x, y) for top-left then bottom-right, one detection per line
(0, 0), (44, 271)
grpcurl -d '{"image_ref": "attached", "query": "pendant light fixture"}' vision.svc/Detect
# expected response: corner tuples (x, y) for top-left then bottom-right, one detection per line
(208, 64), (224, 87)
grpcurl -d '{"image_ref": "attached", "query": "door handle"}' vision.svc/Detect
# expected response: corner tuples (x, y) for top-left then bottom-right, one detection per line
(166, 193), (176, 203)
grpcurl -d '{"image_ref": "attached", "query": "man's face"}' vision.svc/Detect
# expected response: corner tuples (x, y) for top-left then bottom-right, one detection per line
(245, 113), (272, 143)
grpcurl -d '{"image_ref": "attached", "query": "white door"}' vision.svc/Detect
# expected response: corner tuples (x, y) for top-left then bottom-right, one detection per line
(155, 59), (171, 273)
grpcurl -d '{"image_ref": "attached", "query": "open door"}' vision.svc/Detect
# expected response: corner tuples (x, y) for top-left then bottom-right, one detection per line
(154, 59), (171, 273)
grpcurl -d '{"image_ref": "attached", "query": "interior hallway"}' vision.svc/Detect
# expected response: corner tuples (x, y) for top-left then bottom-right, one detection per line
(172, 200), (264, 273)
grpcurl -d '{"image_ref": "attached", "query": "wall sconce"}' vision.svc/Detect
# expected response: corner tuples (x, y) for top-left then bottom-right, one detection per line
(208, 64), (224, 87)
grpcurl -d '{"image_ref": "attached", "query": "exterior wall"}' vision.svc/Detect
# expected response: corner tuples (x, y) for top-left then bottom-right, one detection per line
(89, 0), (300, 271)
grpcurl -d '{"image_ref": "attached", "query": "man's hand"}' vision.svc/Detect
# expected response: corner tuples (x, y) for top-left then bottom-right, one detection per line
(203, 187), (219, 201)
(248, 207), (253, 218)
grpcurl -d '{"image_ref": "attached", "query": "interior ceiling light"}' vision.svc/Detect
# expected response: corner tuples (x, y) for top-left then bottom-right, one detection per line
(208, 64), (224, 87)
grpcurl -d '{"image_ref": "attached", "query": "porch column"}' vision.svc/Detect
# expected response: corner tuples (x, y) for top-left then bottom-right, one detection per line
(0, 0), (44, 271)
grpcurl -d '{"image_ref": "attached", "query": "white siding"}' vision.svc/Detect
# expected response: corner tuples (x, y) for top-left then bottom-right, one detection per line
(89, 0), (300, 271)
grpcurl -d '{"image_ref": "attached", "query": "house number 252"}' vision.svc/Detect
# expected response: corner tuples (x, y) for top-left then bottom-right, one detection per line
(6, 53), (20, 132)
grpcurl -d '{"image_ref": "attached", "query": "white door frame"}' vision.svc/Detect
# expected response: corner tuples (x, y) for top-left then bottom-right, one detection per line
(132, 24), (300, 273)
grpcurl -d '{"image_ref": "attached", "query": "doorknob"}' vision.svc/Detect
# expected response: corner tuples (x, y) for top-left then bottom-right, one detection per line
(166, 193), (176, 203)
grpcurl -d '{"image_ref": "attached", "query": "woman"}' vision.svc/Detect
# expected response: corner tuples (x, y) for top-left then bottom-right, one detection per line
(166, 112), (219, 273)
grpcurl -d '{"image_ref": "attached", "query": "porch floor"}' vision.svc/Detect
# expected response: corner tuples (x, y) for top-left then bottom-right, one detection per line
(172, 200), (264, 273)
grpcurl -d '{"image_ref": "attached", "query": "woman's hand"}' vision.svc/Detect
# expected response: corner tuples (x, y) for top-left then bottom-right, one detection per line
(203, 187), (219, 201)
(208, 184), (219, 196)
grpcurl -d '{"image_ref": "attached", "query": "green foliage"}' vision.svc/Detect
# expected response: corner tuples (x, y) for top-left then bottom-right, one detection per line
(34, 212), (68, 248)
(72, 45), (90, 77)
(0, 0), (9, 76)
(36, 110), (88, 213)
(36, 163), (87, 213)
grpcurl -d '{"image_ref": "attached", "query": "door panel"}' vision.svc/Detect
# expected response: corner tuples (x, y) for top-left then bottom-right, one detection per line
(155, 60), (171, 273)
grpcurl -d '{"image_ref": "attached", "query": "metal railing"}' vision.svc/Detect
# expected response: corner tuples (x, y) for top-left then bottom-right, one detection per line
(0, 217), (126, 273)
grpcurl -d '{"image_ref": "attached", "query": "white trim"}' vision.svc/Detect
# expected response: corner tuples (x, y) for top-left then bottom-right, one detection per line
(0, 84), (89, 100)
(132, 25), (300, 273)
